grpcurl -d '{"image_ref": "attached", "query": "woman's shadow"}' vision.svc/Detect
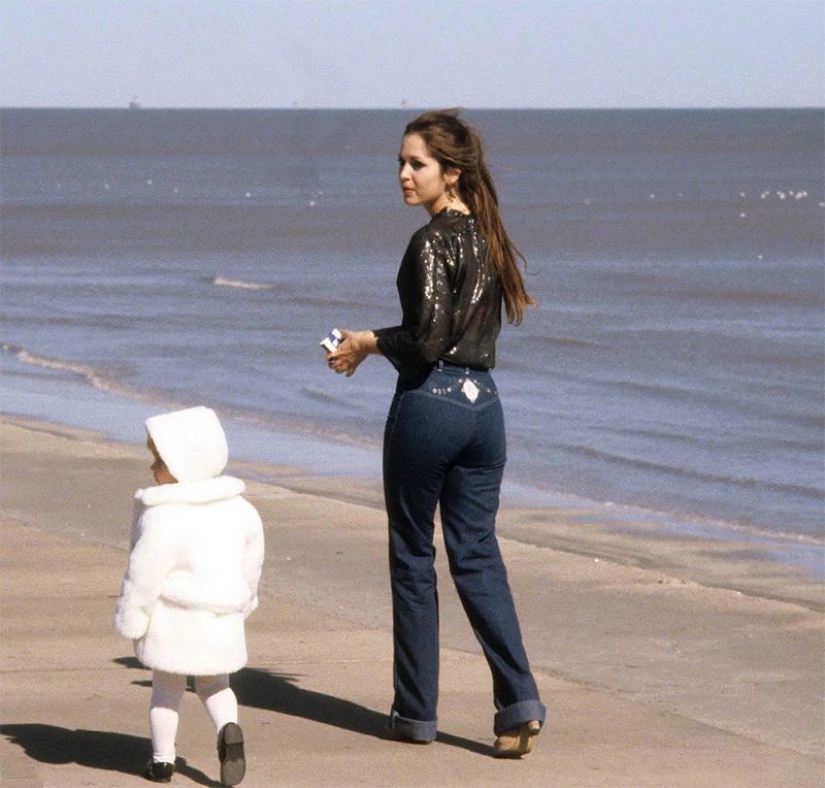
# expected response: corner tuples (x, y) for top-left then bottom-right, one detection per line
(1, 656), (488, 783)
(232, 661), (489, 755)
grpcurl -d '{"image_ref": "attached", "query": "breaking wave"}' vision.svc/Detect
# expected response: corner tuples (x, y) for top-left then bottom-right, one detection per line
(213, 276), (279, 291)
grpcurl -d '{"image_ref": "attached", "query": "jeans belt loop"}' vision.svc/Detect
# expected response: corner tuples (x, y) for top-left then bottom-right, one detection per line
(437, 359), (474, 374)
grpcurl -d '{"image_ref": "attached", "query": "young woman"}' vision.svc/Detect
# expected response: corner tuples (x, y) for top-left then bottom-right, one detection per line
(326, 110), (545, 757)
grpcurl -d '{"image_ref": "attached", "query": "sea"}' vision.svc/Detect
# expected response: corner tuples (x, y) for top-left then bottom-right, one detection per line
(1, 108), (823, 577)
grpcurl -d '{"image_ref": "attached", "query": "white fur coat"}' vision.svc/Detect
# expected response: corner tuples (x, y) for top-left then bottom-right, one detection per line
(114, 475), (265, 675)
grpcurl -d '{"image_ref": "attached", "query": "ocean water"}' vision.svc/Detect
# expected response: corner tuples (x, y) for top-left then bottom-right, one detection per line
(1, 108), (823, 567)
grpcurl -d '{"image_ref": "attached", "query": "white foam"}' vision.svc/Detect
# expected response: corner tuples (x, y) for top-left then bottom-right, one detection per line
(213, 276), (278, 291)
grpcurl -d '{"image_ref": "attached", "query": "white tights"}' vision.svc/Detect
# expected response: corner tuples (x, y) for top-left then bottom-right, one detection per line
(149, 670), (239, 764)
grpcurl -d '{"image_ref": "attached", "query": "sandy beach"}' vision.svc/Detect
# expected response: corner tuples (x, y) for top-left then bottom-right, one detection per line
(1, 415), (822, 787)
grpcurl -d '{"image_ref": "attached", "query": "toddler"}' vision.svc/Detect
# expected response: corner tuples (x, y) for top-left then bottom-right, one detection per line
(114, 407), (265, 785)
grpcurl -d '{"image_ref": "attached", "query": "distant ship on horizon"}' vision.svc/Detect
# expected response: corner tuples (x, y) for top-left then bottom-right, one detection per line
(128, 96), (141, 109)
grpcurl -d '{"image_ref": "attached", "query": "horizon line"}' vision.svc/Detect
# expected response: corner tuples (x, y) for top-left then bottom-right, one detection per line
(2, 104), (824, 112)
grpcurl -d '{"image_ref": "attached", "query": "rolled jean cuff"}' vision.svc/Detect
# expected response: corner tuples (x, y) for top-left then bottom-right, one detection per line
(494, 700), (547, 737)
(390, 708), (438, 743)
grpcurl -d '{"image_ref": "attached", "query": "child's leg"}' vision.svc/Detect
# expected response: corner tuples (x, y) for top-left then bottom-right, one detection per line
(149, 671), (187, 763)
(195, 675), (245, 786)
(194, 674), (238, 732)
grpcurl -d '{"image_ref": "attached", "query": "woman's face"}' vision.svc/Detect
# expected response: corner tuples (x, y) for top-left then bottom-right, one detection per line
(397, 133), (458, 216)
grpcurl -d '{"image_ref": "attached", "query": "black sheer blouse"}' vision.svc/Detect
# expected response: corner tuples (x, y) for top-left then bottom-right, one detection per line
(375, 208), (502, 381)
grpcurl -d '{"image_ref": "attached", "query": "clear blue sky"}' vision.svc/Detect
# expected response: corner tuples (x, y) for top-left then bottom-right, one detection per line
(1, 0), (822, 109)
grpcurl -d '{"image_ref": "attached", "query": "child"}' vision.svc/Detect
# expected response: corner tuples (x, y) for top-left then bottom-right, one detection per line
(114, 406), (265, 785)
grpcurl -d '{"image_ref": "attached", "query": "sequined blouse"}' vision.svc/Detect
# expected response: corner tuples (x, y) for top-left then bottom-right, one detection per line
(374, 208), (502, 381)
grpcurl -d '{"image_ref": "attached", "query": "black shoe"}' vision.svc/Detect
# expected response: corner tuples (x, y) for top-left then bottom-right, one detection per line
(217, 722), (246, 786)
(143, 759), (175, 783)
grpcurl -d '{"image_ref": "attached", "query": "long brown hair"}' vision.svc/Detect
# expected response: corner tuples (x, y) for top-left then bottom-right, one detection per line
(403, 109), (536, 324)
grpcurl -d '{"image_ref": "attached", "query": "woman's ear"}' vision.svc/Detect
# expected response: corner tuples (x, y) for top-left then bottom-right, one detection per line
(444, 166), (461, 188)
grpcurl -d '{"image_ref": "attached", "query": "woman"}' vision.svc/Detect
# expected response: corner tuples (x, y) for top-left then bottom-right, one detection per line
(326, 110), (545, 757)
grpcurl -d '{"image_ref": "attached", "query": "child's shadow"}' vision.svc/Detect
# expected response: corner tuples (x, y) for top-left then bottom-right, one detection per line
(0, 723), (215, 785)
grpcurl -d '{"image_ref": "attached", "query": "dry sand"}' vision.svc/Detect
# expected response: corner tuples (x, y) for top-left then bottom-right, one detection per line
(1, 416), (822, 787)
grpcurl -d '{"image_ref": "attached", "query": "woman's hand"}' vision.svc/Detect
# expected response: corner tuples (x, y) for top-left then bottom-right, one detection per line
(326, 329), (378, 377)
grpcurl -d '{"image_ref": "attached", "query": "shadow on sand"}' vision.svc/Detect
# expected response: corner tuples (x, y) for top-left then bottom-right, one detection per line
(0, 723), (216, 785)
(232, 664), (490, 756)
(1, 656), (489, 783)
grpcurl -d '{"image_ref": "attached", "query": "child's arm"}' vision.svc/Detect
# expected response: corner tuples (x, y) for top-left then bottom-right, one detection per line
(241, 507), (265, 616)
(127, 494), (144, 549)
(114, 514), (176, 639)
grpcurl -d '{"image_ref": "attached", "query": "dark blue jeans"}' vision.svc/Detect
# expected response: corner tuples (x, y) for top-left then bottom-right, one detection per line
(383, 362), (546, 741)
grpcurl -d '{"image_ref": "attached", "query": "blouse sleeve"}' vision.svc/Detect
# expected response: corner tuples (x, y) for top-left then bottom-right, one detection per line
(375, 227), (456, 374)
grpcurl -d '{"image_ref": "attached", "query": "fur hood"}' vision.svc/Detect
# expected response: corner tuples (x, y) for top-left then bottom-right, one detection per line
(146, 406), (228, 483)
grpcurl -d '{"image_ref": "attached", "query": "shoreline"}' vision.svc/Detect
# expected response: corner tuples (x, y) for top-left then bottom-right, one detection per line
(1, 414), (823, 786)
(2, 410), (822, 612)
(3, 333), (824, 548)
